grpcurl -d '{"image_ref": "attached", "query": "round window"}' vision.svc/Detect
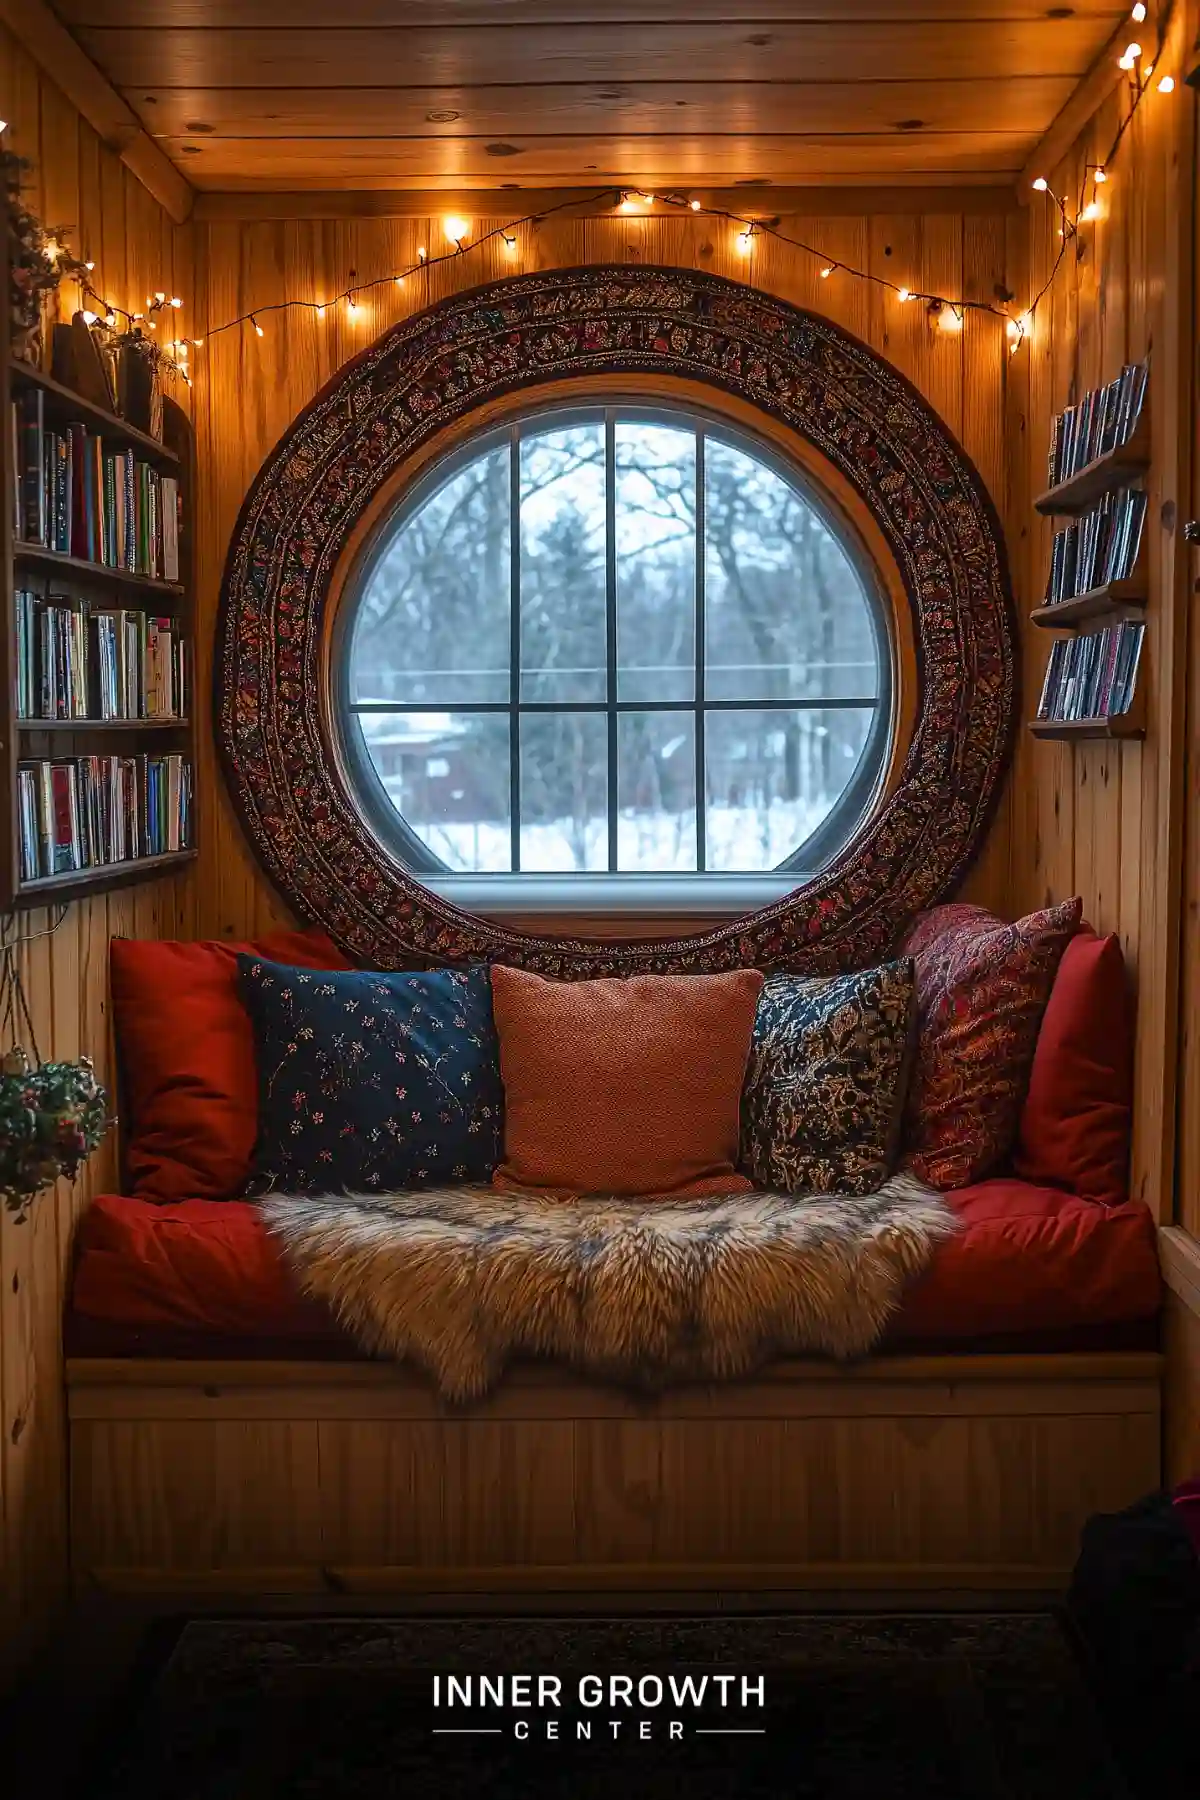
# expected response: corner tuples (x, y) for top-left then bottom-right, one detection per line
(339, 402), (892, 880)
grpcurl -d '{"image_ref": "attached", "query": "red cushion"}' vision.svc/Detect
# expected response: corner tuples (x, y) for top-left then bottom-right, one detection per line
(900, 898), (1082, 1190)
(69, 1180), (1161, 1351)
(897, 1178), (1160, 1340)
(1014, 930), (1132, 1208)
(111, 929), (353, 1203)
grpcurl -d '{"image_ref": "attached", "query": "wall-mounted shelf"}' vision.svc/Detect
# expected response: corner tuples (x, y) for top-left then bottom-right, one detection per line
(17, 717), (190, 733)
(1030, 577), (1148, 630)
(16, 847), (197, 899)
(12, 542), (185, 598)
(1028, 709), (1145, 742)
(1034, 422), (1150, 515)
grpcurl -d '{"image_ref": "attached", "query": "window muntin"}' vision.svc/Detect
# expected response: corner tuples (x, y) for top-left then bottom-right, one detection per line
(342, 403), (890, 880)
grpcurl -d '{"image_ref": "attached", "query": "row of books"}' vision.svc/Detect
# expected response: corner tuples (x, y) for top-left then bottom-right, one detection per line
(15, 591), (187, 722)
(1047, 360), (1148, 487)
(1043, 487), (1148, 605)
(17, 754), (193, 882)
(11, 390), (180, 580)
(1036, 621), (1145, 723)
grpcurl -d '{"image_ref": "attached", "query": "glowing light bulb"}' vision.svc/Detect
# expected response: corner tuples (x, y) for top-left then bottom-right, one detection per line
(935, 302), (962, 333)
(81, 310), (97, 326)
(105, 312), (116, 327)
(643, 193), (655, 205)
(316, 305), (325, 318)
(170, 296), (182, 308)
(192, 336), (204, 346)
(735, 228), (754, 256)
(898, 287), (912, 302)
(43, 238), (62, 265)
(252, 317), (264, 337)
(0, 121), (7, 134)
(443, 214), (469, 244)
(618, 197), (636, 213)
(502, 235), (516, 256)
(820, 265), (834, 279)
(1158, 74), (1175, 92)
(154, 290), (166, 304)
(84, 260), (95, 271)
(1131, 1), (1146, 19)
(1119, 42), (1141, 68)
(132, 312), (143, 321)
(395, 273), (406, 285)
(417, 246), (427, 260)
(1031, 176), (1049, 192)
(1094, 167), (1108, 184)
(347, 296), (359, 316)
(689, 198), (702, 211)
(1080, 201), (1101, 222)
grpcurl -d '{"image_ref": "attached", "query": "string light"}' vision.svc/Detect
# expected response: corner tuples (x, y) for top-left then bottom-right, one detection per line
(932, 300), (963, 333)
(315, 305), (325, 318)
(1031, 176), (1049, 191)
(81, 310), (97, 326)
(1093, 166), (1108, 184)
(1080, 200), (1102, 222)
(0, 121), (7, 134)
(1131, 1), (1146, 19)
(735, 225), (755, 256)
(689, 198), (702, 211)
(154, 290), (166, 304)
(105, 312), (116, 328)
(443, 215), (469, 246)
(417, 246), (427, 261)
(1158, 74), (1175, 92)
(192, 337), (204, 346)
(251, 315), (264, 337)
(820, 264), (834, 279)
(346, 294), (359, 316)
(84, 260), (95, 271)
(1118, 42), (1141, 69)
(43, 238), (61, 265)
(617, 196), (636, 213)
(170, 296), (183, 309)
(897, 286), (912, 302)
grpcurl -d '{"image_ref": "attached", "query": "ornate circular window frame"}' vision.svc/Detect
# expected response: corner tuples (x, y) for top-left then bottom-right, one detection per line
(217, 264), (1016, 977)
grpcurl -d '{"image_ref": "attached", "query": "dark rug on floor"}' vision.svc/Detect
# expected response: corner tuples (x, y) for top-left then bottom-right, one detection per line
(89, 1613), (1134, 1800)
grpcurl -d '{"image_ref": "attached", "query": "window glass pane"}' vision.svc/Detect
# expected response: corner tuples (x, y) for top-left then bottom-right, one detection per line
(615, 420), (695, 702)
(519, 712), (608, 871)
(520, 421), (607, 702)
(358, 711), (511, 871)
(350, 446), (510, 705)
(705, 707), (874, 872)
(617, 712), (697, 871)
(704, 440), (880, 703)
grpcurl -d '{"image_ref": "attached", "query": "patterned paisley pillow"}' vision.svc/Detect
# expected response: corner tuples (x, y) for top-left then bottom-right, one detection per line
(237, 958), (503, 1194)
(740, 960), (917, 1196)
(899, 898), (1082, 1190)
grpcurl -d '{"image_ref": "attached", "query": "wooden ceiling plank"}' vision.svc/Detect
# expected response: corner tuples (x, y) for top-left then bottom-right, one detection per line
(133, 77), (1077, 141)
(73, 20), (1126, 91)
(161, 132), (1029, 186)
(55, 1), (1133, 24)
(194, 185), (1021, 221)
(0, 0), (192, 220)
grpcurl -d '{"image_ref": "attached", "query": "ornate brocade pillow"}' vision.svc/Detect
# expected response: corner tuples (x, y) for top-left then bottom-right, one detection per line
(237, 959), (503, 1194)
(899, 898), (1082, 1191)
(739, 960), (917, 1196)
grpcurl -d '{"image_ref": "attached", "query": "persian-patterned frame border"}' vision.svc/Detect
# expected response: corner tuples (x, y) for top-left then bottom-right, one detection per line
(216, 265), (1016, 976)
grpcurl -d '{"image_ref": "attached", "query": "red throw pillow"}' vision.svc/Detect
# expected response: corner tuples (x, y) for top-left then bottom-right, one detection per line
(490, 965), (763, 1198)
(899, 898), (1082, 1190)
(1014, 929), (1132, 1206)
(111, 929), (353, 1201)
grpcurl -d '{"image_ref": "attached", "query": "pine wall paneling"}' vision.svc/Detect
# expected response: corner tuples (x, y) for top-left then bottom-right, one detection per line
(0, 23), (195, 1683)
(1009, 0), (1196, 1229)
(190, 197), (1020, 947)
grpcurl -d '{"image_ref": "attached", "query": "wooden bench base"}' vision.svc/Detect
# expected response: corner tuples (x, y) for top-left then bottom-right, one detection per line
(67, 1352), (1163, 1603)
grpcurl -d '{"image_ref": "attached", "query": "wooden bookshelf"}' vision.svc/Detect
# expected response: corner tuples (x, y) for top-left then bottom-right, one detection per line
(1, 285), (199, 906)
(1033, 416), (1150, 516)
(1030, 575), (1148, 630)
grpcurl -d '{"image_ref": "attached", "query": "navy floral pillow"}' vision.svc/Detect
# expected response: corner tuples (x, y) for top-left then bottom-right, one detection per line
(237, 958), (503, 1194)
(740, 959), (916, 1196)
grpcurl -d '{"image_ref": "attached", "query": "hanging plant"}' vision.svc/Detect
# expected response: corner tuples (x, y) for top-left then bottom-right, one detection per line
(0, 928), (111, 1221)
(4, 148), (89, 365)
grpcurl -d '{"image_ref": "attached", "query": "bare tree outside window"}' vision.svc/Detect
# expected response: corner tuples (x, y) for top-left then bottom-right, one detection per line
(343, 404), (888, 879)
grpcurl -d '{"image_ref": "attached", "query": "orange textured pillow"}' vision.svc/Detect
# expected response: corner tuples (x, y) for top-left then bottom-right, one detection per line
(111, 928), (353, 1202)
(490, 965), (764, 1198)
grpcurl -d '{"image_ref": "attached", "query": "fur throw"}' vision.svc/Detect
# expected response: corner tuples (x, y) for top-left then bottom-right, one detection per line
(262, 1175), (958, 1403)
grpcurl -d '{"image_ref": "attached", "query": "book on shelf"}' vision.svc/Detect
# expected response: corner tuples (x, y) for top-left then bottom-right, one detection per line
(1047, 359), (1149, 487)
(10, 387), (181, 580)
(1043, 487), (1148, 604)
(1035, 620), (1145, 723)
(14, 590), (187, 721)
(16, 752), (193, 882)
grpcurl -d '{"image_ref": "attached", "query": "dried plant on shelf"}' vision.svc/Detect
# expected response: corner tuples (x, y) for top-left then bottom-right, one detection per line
(4, 149), (89, 365)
